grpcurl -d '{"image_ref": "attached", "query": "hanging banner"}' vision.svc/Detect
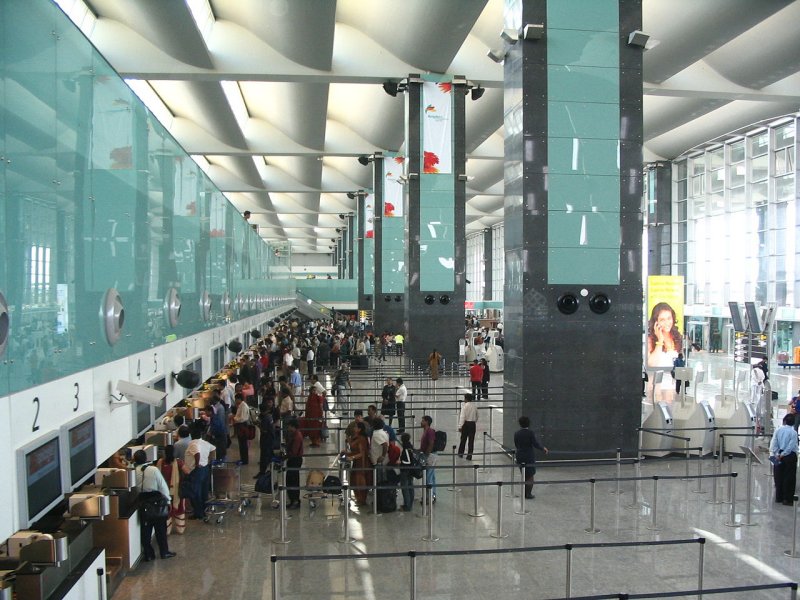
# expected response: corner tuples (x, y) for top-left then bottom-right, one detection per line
(422, 81), (452, 174)
(364, 193), (374, 238)
(646, 275), (685, 369)
(383, 155), (405, 217)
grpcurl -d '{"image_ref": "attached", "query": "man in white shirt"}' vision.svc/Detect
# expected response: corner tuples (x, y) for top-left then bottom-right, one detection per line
(395, 377), (407, 433)
(306, 346), (315, 377)
(458, 393), (479, 460)
(370, 418), (389, 467)
(133, 449), (175, 560)
(185, 425), (216, 519)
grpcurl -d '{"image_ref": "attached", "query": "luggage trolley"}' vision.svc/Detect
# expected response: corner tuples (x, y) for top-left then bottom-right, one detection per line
(205, 461), (258, 524)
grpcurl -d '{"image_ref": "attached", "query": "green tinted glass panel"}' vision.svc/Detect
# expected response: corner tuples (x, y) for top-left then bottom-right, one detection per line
(549, 138), (620, 175)
(548, 30), (619, 68)
(548, 174), (620, 212)
(420, 176), (454, 291)
(548, 102), (620, 140)
(381, 215), (405, 293)
(548, 248), (620, 284)
(547, 0), (619, 32)
(548, 211), (621, 248)
(547, 65), (619, 104)
(364, 238), (374, 295)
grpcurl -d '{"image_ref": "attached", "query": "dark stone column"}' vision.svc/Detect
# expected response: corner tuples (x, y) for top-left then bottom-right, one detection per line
(645, 162), (672, 275)
(502, 0), (644, 456)
(357, 191), (375, 310)
(404, 75), (467, 367)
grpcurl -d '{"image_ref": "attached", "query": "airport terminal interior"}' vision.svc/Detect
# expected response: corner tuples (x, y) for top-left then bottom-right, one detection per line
(2, 0), (800, 599)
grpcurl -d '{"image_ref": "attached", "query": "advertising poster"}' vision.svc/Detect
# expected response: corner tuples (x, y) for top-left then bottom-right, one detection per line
(646, 275), (685, 369)
(383, 155), (405, 217)
(421, 81), (452, 174)
(364, 193), (374, 238)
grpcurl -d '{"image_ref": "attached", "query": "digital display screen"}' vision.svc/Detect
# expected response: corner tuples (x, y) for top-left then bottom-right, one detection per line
(152, 377), (167, 419)
(136, 400), (152, 434)
(26, 438), (62, 521)
(69, 418), (96, 487)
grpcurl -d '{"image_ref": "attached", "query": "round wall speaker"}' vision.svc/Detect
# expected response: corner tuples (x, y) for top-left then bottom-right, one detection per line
(101, 288), (125, 346)
(424, 294), (435, 305)
(589, 293), (611, 314)
(394, 295), (402, 302)
(384, 295), (392, 302)
(173, 369), (201, 389)
(439, 294), (451, 305)
(227, 340), (243, 354)
(0, 292), (9, 358)
(556, 294), (579, 315)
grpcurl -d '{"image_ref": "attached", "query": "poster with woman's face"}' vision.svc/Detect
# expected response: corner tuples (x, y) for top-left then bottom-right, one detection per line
(646, 276), (684, 369)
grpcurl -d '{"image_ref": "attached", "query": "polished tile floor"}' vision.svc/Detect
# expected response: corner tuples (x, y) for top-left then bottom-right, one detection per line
(113, 354), (800, 599)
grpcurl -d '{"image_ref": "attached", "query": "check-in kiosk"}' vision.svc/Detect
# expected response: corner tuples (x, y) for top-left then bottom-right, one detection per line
(641, 401), (674, 457)
(671, 368), (715, 455)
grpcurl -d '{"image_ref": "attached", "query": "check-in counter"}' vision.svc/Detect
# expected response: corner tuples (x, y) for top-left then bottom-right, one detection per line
(90, 490), (140, 592)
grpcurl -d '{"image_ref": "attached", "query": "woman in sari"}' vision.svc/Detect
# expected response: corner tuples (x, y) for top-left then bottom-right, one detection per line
(344, 422), (370, 506)
(156, 445), (188, 535)
(304, 382), (326, 447)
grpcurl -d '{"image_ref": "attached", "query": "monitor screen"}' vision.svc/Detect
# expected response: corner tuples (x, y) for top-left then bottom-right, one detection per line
(136, 400), (152, 435)
(68, 418), (96, 487)
(151, 377), (167, 419)
(26, 437), (63, 522)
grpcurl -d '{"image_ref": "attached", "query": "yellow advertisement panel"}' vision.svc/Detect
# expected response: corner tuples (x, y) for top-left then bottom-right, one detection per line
(646, 275), (684, 369)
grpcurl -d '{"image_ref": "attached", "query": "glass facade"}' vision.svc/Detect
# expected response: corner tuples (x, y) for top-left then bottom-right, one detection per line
(674, 116), (798, 353)
(465, 233), (484, 302)
(465, 224), (505, 304)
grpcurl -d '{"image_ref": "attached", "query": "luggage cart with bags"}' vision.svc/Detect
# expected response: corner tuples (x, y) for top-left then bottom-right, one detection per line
(204, 461), (258, 524)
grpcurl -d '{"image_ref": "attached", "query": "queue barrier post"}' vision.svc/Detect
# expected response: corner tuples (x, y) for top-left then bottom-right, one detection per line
(488, 406), (494, 437)
(724, 473), (741, 528)
(421, 467), (428, 518)
(697, 537), (705, 597)
(373, 467), (380, 515)
(274, 486), (290, 544)
(339, 484), (353, 543)
(507, 454), (517, 498)
(625, 458), (641, 510)
(683, 439), (691, 480)
(725, 454), (734, 504)
(784, 495), (800, 558)
(610, 448), (622, 495)
(584, 478), (600, 534)
(565, 544), (573, 599)
(692, 449), (705, 494)
(422, 484), (439, 542)
(449, 445), (458, 492)
(645, 476), (660, 532)
(744, 449), (757, 527)
(489, 482), (508, 539)
(469, 464), (485, 517)
(271, 556), (279, 600)
(480, 433), (488, 473)
(707, 454), (723, 505)
(409, 551), (417, 600)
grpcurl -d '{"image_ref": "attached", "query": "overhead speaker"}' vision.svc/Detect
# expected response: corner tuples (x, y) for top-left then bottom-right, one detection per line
(172, 369), (201, 389)
(424, 294), (435, 305)
(0, 292), (9, 358)
(394, 295), (402, 302)
(589, 293), (611, 314)
(439, 294), (451, 305)
(227, 340), (243, 354)
(556, 294), (579, 315)
(268, 320), (275, 327)
(164, 287), (181, 327)
(384, 295), (392, 302)
(101, 288), (125, 346)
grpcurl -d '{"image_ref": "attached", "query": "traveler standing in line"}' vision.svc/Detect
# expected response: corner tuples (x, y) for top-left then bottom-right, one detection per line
(419, 415), (437, 501)
(672, 352), (686, 394)
(428, 349), (442, 380)
(394, 332), (404, 356)
(185, 425), (216, 519)
(480, 358), (490, 400)
(208, 395), (228, 461)
(469, 359), (483, 399)
(344, 421), (370, 506)
(399, 433), (416, 511)
(457, 393), (478, 460)
(255, 397), (275, 479)
(231, 393), (251, 465)
(770, 414), (798, 505)
(514, 416), (548, 499)
(395, 377), (407, 433)
(134, 449), (176, 561)
(156, 445), (188, 535)
(284, 418), (304, 509)
(381, 377), (397, 426)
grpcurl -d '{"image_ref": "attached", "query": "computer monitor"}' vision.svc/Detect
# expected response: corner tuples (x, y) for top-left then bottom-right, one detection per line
(61, 414), (97, 490)
(16, 432), (63, 528)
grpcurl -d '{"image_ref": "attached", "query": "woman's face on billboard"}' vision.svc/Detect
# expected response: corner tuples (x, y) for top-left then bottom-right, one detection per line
(656, 309), (674, 334)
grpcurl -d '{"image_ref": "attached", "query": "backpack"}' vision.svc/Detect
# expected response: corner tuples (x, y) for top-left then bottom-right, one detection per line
(433, 429), (447, 452)
(248, 406), (260, 425)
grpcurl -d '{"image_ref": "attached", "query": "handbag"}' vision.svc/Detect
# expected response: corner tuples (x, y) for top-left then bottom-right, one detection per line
(140, 493), (170, 522)
(246, 424), (257, 440)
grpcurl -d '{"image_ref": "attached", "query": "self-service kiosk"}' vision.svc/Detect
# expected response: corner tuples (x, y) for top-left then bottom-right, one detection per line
(641, 402), (674, 457)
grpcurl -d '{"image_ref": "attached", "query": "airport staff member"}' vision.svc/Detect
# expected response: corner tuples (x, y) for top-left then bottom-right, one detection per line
(770, 414), (798, 505)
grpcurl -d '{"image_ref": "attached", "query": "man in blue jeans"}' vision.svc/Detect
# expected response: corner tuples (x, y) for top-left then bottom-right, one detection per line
(419, 415), (437, 501)
(185, 425), (216, 519)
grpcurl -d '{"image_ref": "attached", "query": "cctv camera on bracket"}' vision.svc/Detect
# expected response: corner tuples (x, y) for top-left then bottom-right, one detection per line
(117, 380), (167, 407)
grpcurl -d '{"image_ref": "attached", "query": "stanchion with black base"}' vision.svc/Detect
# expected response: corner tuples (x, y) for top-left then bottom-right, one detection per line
(610, 448), (623, 495)
(339, 484), (354, 543)
(409, 551), (417, 599)
(697, 537), (705, 596)
(565, 544), (573, 598)
(468, 464), (485, 517)
(480, 433), (488, 473)
(490, 482), (508, 539)
(449, 445), (459, 492)
(625, 458), (641, 510)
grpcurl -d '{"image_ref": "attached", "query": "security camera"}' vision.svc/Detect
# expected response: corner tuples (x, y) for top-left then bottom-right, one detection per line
(117, 380), (167, 407)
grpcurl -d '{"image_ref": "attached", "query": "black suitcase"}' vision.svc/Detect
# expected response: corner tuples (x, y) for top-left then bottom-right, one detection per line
(323, 475), (342, 495)
(377, 486), (397, 513)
